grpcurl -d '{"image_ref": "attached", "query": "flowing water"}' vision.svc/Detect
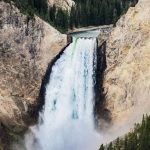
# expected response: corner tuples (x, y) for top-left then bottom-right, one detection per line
(25, 37), (101, 150)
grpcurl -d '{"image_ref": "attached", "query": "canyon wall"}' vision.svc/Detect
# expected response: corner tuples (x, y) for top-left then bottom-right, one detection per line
(1, 0), (150, 148)
(48, 0), (75, 10)
(0, 1), (67, 131)
(103, 0), (150, 129)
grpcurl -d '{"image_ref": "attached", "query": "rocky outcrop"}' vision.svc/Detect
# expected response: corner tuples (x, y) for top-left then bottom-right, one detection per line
(48, 0), (75, 10)
(0, 1), (67, 131)
(97, 25), (113, 46)
(103, 0), (150, 128)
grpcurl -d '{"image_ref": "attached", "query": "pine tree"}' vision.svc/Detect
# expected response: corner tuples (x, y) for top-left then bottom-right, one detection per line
(98, 114), (150, 150)
(107, 142), (113, 150)
(99, 144), (105, 150)
(114, 138), (121, 150)
(49, 5), (56, 22)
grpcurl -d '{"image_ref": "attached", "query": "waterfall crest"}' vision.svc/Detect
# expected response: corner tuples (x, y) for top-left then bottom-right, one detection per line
(25, 37), (101, 150)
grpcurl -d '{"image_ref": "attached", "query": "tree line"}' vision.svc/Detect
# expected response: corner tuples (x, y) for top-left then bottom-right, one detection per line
(69, 0), (138, 28)
(5, 0), (138, 32)
(99, 114), (150, 150)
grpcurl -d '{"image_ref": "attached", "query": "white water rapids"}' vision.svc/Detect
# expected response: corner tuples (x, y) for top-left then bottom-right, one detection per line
(25, 37), (101, 150)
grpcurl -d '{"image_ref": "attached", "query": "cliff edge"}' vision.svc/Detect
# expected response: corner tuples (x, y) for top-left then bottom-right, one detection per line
(48, 0), (75, 10)
(103, 0), (150, 133)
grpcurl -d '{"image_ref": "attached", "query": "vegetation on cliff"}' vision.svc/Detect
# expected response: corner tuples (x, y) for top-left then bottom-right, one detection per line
(5, 0), (138, 32)
(99, 115), (150, 150)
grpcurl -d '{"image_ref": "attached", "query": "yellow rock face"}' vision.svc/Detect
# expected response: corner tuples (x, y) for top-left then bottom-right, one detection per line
(104, 0), (150, 129)
(48, 0), (75, 10)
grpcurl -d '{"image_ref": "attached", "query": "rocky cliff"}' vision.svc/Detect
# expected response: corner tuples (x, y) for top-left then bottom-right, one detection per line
(0, 1), (67, 132)
(103, 0), (150, 134)
(1, 0), (150, 148)
(48, 0), (75, 10)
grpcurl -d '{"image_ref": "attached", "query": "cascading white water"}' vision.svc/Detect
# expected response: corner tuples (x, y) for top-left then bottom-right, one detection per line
(25, 37), (101, 150)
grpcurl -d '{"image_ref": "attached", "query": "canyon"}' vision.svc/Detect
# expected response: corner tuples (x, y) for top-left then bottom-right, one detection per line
(0, 0), (150, 149)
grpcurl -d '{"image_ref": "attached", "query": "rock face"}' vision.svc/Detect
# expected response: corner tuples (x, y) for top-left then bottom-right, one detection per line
(97, 25), (113, 46)
(104, 0), (150, 127)
(48, 0), (75, 10)
(0, 1), (67, 131)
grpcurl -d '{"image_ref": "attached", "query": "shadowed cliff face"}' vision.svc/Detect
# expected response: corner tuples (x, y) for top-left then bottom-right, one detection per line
(0, 1), (67, 131)
(102, 0), (150, 135)
(94, 42), (111, 126)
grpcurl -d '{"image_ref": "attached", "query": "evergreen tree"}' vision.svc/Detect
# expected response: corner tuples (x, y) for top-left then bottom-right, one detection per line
(107, 142), (113, 150)
(49, 5), (56, 22)
(98, 114), (150, 150)
(99, 144), (105, 150)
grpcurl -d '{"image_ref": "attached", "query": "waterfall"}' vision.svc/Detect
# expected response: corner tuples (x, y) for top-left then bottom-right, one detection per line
(25, 37), (101, 150)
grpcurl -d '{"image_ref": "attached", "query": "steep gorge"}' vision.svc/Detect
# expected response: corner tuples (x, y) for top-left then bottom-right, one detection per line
(0, 0), (150, 149)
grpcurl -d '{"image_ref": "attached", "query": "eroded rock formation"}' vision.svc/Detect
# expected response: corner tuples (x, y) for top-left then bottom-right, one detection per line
(0, 1), (67, 131)
(104, 0), (150, 128)
(48, 0), (75, 10)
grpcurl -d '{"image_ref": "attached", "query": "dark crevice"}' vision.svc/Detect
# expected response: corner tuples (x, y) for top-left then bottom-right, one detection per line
(94, 41), (111, 124)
